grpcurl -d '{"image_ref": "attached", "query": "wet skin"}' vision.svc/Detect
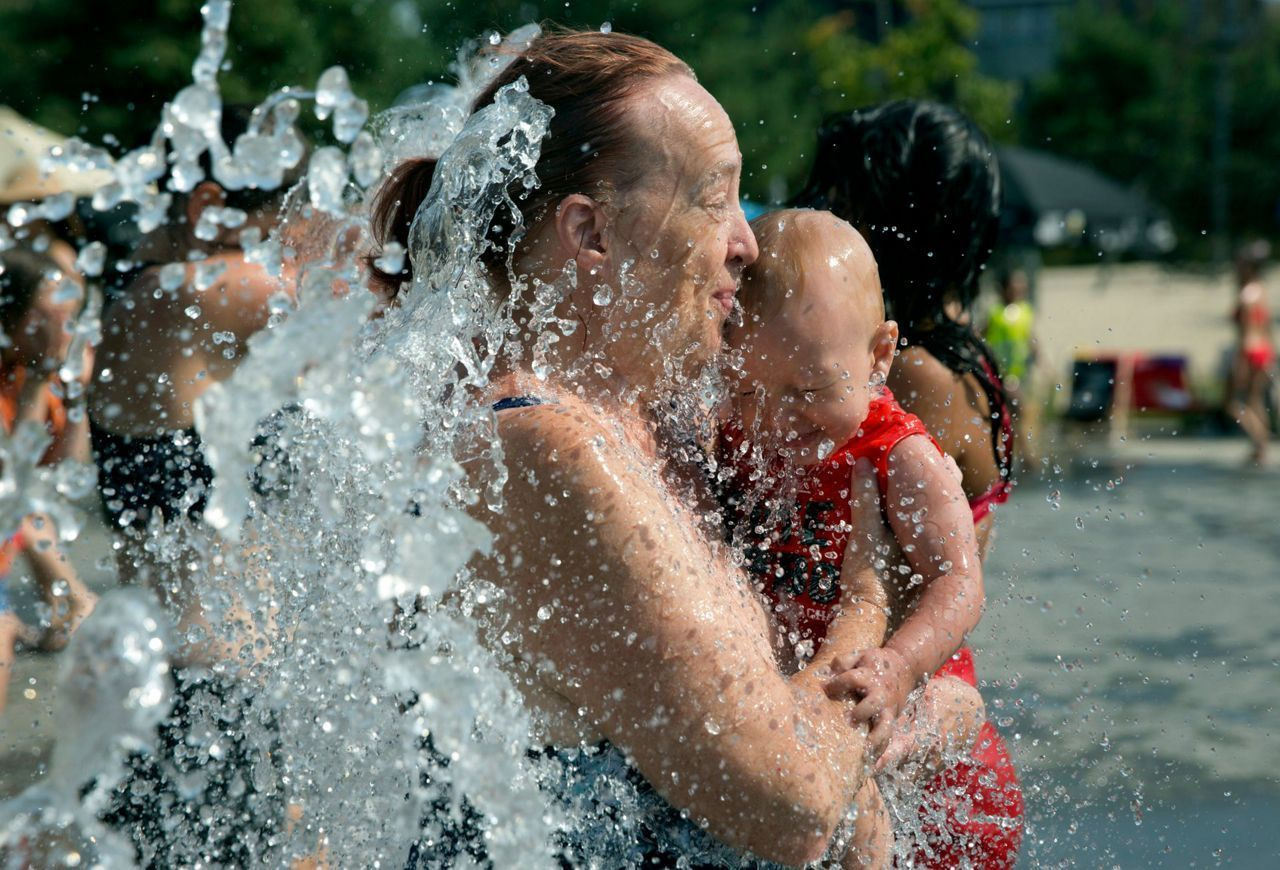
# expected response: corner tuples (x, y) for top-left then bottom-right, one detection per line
(469, 76), (900, 865)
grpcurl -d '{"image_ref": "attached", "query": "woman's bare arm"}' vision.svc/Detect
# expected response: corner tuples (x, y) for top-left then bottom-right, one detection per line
(478, 401), (872, 866)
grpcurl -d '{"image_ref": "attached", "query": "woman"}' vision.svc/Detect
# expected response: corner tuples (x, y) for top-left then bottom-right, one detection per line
(370, 29), (925, 867)
(1227, 241), (1274, 464)
(0, 246), (97, 714)
(89, 107), (303, 661)
(89, 110), (305, 866)
(793, 100), (1025, 866)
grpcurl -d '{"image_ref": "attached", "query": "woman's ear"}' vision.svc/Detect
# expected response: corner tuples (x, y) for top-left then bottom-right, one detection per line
(871, 319), (899, 381)
(553, 194), (609, 276)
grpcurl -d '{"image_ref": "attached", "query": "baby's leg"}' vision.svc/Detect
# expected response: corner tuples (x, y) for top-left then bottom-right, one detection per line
(838, 778), (893, 869)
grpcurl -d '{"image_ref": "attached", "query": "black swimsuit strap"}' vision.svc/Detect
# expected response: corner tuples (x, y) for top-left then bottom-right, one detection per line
(491, 396), (546, 412)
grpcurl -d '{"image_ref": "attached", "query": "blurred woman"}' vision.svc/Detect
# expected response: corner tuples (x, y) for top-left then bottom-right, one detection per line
(88, 109), (306, 865)
(1227, 241), (1275, 464)
(0, 246), (97, 713)
(793, 100), (1025, 867)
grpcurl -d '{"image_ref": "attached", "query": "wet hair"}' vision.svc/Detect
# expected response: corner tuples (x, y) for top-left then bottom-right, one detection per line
(0, 246), (62, 336)
(367, 26), (692, 300)
(792, 100), (1012, 481)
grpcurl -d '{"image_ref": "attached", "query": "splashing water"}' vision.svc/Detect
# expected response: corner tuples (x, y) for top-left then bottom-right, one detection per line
(5, 5), (572, 865)
(0, 590), (171, 868)
(2, 5), (994, 868)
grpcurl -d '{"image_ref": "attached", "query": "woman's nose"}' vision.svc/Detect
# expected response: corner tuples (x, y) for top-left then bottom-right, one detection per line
(728, 207), (759, 267)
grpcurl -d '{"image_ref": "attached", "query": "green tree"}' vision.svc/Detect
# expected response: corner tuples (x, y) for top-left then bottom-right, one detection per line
(804, 0), (1018, 145)
(0, 0), (1015, 204)
(1024, 0), (1280, 255)
(0, 0), (434, 150)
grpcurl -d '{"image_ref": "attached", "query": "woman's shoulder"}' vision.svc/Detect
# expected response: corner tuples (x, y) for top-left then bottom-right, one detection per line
(488, 388), (650, 478)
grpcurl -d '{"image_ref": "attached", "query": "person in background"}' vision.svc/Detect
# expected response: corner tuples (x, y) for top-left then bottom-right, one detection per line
(986, 268), (1035, 398)
(1227, 240), (1275, 465)
(0, 246), (98, 715)
(985, 267), (1040, 464)
(792, 99), (1024, 867)
(89, 107), (307, 866)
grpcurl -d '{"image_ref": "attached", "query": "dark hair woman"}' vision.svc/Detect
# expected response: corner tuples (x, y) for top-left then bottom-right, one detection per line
(793, 100), (1025, 867)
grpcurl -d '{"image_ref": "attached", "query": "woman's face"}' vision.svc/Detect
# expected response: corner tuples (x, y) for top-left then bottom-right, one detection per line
(602, 76), (759, 381)
(12, 272), (79, 372)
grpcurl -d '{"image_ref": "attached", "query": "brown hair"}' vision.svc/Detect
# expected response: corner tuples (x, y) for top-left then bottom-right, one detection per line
(367, 26), (691, 300)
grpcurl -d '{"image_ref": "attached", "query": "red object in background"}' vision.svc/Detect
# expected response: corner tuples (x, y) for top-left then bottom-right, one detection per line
(1129, 355), (1193, 411)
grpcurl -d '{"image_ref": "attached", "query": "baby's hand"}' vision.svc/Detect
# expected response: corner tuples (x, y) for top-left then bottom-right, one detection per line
(824, 646), (915, 754)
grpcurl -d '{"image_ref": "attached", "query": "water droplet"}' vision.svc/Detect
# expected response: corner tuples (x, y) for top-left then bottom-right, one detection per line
(194, 259), (226, 290)
(75, 242), (106, 278)
(308, 146), (349, 215)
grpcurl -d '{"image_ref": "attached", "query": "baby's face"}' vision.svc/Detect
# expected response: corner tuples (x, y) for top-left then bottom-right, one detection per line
(731, 225), (894, 466)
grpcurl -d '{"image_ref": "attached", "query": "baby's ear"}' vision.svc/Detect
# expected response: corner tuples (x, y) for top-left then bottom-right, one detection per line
(871, 320), (899, 380)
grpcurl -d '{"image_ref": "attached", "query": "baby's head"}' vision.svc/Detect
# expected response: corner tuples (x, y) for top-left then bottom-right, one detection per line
(728, 209), (897, 465)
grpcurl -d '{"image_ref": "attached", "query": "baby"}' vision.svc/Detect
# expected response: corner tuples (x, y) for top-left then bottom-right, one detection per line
(720, 210), (987, 865)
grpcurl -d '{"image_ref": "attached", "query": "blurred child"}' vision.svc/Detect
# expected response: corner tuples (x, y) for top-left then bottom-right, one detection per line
(985, 268), (1040, 465)
(0, 246), (98, 713)
(985, 269), (1034, 396)
(720, 210), (989, 866)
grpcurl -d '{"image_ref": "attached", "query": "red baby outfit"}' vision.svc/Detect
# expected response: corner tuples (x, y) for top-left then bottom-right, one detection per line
(721, 390), (1024, 867)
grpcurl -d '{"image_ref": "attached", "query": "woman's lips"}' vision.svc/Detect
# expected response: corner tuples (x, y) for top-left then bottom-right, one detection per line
(712, 287), (736, 314)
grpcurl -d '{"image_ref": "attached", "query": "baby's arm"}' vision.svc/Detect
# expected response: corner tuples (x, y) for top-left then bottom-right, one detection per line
(825, 434), (984, 732)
